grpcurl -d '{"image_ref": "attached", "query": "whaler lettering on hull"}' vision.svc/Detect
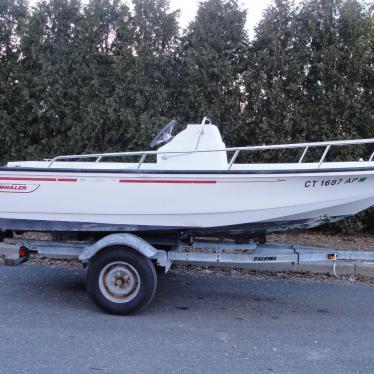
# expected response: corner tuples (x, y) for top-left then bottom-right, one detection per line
(0, 183), (39, 193)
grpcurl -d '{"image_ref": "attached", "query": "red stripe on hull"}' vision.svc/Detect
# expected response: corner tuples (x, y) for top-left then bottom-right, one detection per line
(119, 179), (216, 184)
(0, 177), (56, 182)
(0, 177), (77, 182)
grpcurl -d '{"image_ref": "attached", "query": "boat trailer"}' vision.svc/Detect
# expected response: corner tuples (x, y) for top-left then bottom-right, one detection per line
(1, 233), (374, 314)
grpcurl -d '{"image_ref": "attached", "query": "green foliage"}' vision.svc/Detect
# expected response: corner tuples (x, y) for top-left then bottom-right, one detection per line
(111, 0), (180, 149)
(18, 0), (83, 158)
(175, 0), (248, 142)
(244, 0), (373, 148)
(67, 0), (132, 152)
(0, 0), (28, 162)
(0, 0), (373, 232)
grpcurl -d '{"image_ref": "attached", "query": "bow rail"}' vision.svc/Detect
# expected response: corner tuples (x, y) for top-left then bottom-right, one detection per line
(48, 138), (374, 170)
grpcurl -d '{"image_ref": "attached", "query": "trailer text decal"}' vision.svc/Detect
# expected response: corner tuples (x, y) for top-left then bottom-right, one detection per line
(253, 256), (277, 261)
(0, 183), (40, 193)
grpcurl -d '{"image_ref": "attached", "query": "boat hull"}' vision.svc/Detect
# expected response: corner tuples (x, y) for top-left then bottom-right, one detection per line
(1, 167), (374, 237)
(0, 216), (349, 237)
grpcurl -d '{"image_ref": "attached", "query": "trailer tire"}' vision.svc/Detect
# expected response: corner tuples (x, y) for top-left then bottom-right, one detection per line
(86, 246), (157, 315)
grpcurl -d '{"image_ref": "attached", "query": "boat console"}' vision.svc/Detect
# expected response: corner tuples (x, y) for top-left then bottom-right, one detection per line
(156, 122), (228, 170)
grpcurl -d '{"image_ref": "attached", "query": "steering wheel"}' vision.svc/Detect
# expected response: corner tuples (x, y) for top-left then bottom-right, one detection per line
(149, 119), (176, 148)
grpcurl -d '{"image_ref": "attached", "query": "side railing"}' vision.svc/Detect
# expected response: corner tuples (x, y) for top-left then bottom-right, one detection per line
(48, 138), (374, 170)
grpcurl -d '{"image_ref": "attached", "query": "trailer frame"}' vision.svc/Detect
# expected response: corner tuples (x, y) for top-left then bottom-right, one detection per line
(1, 233), (374, 313)
(2, 234), (374, 269)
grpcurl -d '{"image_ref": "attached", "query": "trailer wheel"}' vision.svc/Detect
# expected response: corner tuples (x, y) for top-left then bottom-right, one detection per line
(86, 247), (157, 315)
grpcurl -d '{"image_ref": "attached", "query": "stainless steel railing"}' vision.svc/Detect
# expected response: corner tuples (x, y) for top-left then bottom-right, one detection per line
(48, 138), (374, 170)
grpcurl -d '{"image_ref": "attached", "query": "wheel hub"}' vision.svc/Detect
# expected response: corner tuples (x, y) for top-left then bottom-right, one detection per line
(99, 261), (141, 303)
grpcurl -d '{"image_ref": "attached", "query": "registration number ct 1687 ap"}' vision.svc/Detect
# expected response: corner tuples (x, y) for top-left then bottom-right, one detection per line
(304, 177), (367, 188)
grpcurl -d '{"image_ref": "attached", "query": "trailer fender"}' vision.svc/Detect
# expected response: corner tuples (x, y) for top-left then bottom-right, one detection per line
(79, 233), (158, 262)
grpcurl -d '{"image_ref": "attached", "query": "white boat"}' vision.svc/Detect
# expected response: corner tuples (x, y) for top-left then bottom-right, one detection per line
(1, 118), (374, 239)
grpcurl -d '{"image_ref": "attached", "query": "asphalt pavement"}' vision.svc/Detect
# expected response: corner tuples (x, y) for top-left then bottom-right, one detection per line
(0, 263), (373, 374)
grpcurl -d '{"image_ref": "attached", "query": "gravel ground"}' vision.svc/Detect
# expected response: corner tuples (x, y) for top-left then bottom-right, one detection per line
(13, 230), (374, 251)
(15, 230), (374, 251)
(175, 264), (374, 284)
(269, 231), (374, 251)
